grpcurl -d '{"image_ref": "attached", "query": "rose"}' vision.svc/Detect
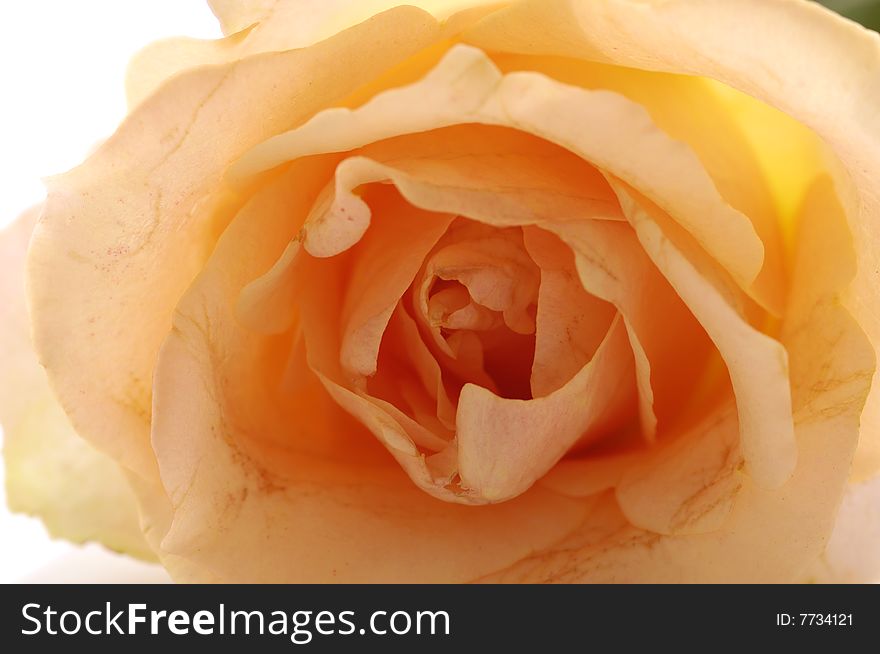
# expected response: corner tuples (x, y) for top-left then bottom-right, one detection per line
(2, 0), (880, 583)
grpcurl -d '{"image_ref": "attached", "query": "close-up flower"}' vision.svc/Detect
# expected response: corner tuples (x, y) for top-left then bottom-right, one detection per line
(2, 0), (880, 584)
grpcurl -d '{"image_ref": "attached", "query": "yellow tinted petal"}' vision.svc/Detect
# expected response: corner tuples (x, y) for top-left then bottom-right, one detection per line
(1, 209), (151, 559)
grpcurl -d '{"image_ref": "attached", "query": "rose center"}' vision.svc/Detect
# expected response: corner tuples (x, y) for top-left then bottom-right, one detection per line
(411, 219), (540, 400)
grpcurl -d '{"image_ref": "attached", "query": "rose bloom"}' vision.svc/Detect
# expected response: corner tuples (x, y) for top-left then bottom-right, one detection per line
(2, 0), (880, 583)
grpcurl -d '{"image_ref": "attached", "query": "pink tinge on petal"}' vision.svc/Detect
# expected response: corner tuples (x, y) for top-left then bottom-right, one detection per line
(455, 314), (638, 501)
(611, 182), (796, 489)
(418, 222), (540, 337)
(337, 186), (455, 380)
(373, 304), (458, 431)
(546, 217), (718, 440)
(522, 225), (616, 398)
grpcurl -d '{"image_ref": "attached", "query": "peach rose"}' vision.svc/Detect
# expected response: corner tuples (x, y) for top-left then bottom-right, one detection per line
(3, 0), (880, 582)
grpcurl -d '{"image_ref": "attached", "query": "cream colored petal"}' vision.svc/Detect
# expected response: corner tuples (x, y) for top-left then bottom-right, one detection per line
(208, 0), (492, 40)
(131, 0), (494, 112)
(295, 246), (475, 500)
(315, 372), (454, 483)
(228, 46), (517, 179)
(208, 0), (274, 34)
(783, 176), (867, 421)
(0, 209), (151, 559)
(420, 230), (540, 335)
(125, 30), (250, 110)
(456, 315), (636, 501)
(486, 54), (788, 315)
(782, 175), (878, 581)
(234, 45), (764, 296)
(484, 303), (871, 583)
(241, 171), (471, 500)
(336, 187), (454, 379)
(807, 475), (880, 583)
(237, 238), (304, 335)
(373, 305), (457, 432)
(294, 138), (618, 257)
(613, 183), (796, 489)
(784, 175), (880, 484)
(538, 450), (645, 498)
(410, 289), (500, 395)
(546, 217), (720, 437)
(615, 402), (743, 535)
(149, 153), (591, 582)
(28, 7), (442, 481)
(522, 226), (615, 397)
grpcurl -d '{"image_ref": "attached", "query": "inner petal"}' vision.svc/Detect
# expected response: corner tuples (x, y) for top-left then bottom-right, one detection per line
(411, 221), (540, 400)
(543, 217), (718, 437)
(336, 186), (455, 382)
(522, 225), (617, 398)
(231, 45), (765, 303)
(455, 314), (638, 501)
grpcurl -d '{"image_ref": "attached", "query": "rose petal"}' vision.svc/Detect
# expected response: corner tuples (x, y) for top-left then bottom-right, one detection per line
(208, 0), (487, 41)
(611, 182), (796, 489)
(538, 450), (645, 498)
(28, 7), (441, 480)
(370, 305), (457, 434)
(125, 30), (249, 110)
(615, 402), (743, 535)
(208, 0), (274, 34)
(521, 226), (615, 397)
(233, 45), (765, 299)
(418, 226), (540, 336)
(806, 475), (880, 583)
(239, 128), (620, 231)
(243, 173), (471, 497)
(486, 53), (788, 315)
(0, 209), (151, 558)
(546, 217), (720, 438)
(455, 314), (636, 501)
(336, 186), (454, 379)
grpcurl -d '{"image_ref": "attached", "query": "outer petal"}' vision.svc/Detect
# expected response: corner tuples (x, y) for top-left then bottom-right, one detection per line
(485, 53), (788, 314)
(615, 402), (743, 536)
(808, 475), (880, 583)
(612, 183), (797, 489)
(125, 30), (248, 110)
(130, 0), (495, 111)
(208, 0), (495, 39)
(0, 209), (151, 559)
(232, 46), (766, 302)
(28, 7), (443, 481)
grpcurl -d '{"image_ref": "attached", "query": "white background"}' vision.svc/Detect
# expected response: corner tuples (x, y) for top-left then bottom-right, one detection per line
(0, 0), (222, 583)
